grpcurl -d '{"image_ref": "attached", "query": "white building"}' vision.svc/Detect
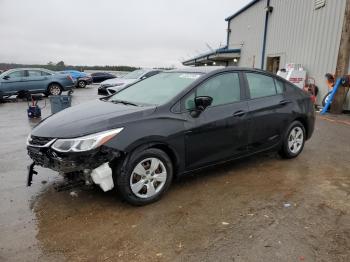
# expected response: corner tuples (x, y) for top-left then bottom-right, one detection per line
(183, 0), (350, 108)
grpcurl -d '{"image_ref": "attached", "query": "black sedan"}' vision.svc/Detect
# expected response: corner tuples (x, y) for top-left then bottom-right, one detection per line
(27, 67), (315, 205)
(91, 72), (117, 83)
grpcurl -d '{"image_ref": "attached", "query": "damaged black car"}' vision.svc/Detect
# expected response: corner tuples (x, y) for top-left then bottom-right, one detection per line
(27, 67), (315, 205)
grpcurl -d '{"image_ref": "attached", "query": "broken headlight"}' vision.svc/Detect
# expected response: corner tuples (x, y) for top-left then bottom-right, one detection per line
(51, 128), (123, 153)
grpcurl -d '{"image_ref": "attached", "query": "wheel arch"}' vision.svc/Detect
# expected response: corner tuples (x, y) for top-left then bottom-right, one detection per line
(47, 82), (63, 90)
(119, 141), (181, 178)
(293, 117), (308, 138)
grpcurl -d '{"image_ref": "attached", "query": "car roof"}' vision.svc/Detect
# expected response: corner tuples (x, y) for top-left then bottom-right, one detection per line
(168, 66), (279, 76)
(1, 68), (53, 74)
(169, 66), (224, 74)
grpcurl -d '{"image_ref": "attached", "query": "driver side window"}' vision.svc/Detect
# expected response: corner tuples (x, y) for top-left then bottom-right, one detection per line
(7, 70), (25, 78)
(184, 72), (241, 110)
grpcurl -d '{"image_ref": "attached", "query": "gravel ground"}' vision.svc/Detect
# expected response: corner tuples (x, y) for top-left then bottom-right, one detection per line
(0, 86), (349, 262)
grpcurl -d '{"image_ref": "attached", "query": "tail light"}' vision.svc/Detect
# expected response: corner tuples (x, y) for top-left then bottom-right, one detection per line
(67, 75), (73, 82)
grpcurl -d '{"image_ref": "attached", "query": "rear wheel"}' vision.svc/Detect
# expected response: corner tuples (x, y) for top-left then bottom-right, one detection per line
(113, 148), (173, 206)
(279, 121), (306, 159)
(77, 80), (87, 88)
(47, 83), (62, 96)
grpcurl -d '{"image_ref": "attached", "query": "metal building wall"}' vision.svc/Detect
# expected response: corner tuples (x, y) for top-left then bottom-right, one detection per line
(227, 0), (266, 68)
(228, 0), (347, 106)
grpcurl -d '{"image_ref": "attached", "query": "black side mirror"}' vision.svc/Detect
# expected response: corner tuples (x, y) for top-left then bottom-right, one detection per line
(3, 75), (10, 80)
(190, 96), (213, 118)
(195, 96), (213, 111)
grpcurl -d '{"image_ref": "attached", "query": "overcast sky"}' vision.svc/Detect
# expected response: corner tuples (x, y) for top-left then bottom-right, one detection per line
(0, 0), (250, 68)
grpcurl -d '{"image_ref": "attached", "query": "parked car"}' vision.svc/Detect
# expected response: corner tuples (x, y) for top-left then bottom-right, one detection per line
(60, 70), (93, 88)
(91, 72), (117, 83)
(0, 68), (74, 99)
(98, 69), (162, 95)
(27, 67), (315, 205)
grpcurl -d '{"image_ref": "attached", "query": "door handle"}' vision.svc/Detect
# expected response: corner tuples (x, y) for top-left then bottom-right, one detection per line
(233, 110), (246, 117)
(279, 99), (291, 105)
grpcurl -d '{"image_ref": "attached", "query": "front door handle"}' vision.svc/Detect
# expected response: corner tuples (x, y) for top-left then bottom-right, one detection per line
(233, 110), (246, 117)
(279, 99), (291, 105)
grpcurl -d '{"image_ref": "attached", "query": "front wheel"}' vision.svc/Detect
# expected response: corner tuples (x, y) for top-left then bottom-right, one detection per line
(47, 84), (62, 96)
(279, 121), (306, 159)
(114, 148), (173, 206)
(77, 80), (87, 88)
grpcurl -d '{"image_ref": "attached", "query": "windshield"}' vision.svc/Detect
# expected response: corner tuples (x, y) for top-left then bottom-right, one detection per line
(109, 72), (202, 105)
(122, 69), (146, 79)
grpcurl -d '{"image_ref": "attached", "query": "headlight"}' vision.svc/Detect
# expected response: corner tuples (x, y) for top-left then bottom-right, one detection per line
(51, 128), (123, 152)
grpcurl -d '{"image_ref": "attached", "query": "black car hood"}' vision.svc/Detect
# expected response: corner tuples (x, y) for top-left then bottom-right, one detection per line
(31, 100), (156, 138)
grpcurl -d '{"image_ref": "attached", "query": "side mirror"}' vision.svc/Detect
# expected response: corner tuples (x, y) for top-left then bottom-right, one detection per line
(190, 96), (213, 118)
(195, 96), (213, 111)
(3, 75), (10, 80)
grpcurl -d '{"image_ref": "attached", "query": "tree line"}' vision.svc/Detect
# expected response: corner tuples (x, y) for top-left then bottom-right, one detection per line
(0, 61), (139, 72)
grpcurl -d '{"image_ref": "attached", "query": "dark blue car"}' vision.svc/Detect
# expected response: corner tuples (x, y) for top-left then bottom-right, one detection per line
(61, 70), (93, 88)
(0, 68), (74, 99)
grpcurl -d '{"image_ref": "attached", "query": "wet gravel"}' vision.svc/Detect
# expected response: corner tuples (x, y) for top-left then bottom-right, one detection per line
(0, 86), (349, 262)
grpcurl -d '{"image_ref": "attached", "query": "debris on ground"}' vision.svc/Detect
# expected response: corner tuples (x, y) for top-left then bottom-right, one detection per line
(284, 203), (291, 208)
(70, 191), (78, 197)
(221, 222), (230, 225)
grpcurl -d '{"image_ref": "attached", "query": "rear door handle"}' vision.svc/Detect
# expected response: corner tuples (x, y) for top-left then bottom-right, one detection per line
(233, 110), (246, 117)
(279, 99), (291, 105)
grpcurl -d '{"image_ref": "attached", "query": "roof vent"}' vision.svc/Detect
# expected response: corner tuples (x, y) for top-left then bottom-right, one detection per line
(315, 0), (326, 10)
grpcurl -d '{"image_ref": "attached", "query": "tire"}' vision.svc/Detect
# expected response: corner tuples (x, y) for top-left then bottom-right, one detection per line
(322, 91), (332, 107)
(113, 148), (173, 206)
(47, 83), (62, 96)
(77, 80), (87, 88)
(279, 121), (306, 159)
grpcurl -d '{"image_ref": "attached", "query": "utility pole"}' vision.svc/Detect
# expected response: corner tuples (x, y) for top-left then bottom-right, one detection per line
(331, 0), (350, 114)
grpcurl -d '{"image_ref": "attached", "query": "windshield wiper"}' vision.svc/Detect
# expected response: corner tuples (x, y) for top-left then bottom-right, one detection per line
(111, 99), (139, 106)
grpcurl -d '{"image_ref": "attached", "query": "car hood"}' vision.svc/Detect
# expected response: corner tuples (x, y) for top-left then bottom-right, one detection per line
(101, 78), (135, 86)
(31, 100), (156, 138)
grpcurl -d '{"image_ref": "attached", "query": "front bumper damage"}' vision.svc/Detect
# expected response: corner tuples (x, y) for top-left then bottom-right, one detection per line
(27, 139), (121, 191)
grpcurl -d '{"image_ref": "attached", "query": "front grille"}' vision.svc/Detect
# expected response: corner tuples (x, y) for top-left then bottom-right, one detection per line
(29, 136), (54, 146)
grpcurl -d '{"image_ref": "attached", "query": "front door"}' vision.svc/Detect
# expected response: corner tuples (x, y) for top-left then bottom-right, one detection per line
(1, 70), (26, 95)
(182, 72), (249, 170)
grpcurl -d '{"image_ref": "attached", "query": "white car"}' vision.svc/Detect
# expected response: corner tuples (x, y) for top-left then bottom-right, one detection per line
(98, 69), (162, 95)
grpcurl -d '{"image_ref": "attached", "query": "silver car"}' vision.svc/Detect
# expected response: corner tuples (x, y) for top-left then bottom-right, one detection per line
(97, 69), (162, 95)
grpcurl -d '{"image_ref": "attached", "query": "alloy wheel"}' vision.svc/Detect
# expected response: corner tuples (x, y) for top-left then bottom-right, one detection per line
(50, 85), (61, 95)
(288, 126), (304, 154)
(130, 157), (167, 199)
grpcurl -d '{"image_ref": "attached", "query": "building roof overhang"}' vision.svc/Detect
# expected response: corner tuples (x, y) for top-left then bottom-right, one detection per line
(182, 47), (241, 66)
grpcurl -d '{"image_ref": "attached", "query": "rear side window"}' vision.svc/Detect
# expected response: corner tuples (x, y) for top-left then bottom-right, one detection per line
(27, 70), (42, 77)
(246, 73), (276, 99)
(185, 72), (241, 110)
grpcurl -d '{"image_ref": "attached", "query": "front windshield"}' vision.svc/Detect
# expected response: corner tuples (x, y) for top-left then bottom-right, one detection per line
(109, 72), (202, 105)
(122, 69), (146, 79)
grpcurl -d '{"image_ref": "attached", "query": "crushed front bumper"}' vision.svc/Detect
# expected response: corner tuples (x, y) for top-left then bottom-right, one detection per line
(27, 143), (120, 174)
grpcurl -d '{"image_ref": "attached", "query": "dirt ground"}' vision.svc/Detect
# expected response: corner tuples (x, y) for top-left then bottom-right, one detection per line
(0, 86), (349, 262)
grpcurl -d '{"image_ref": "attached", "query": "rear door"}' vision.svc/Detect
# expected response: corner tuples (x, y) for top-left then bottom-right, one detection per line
(182, 72), (249, 170)
(24, 70), (50, 92)
(244, 72), (293, 152)
(1, 70), (26, 94)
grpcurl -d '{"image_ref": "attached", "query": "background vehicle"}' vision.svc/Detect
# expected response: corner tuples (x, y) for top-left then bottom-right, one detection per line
(27, 67), (314, 205)
(60, 70), (93, 88)
(91, 72), (117, 83)
(0, 68), (74, 98)
(98, 68), (162, 95)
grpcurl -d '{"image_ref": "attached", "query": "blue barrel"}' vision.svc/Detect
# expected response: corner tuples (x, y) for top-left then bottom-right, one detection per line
(49, 95), (72, 114)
